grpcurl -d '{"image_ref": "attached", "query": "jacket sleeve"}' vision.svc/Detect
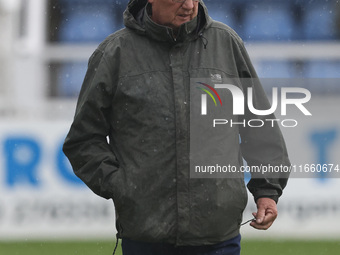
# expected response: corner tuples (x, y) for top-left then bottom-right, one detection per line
(63, 47), (119, 200)
(234, 38), (291, 203)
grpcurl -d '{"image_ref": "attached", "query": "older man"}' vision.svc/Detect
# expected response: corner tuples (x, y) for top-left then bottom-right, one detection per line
(63, 0), (290, 254)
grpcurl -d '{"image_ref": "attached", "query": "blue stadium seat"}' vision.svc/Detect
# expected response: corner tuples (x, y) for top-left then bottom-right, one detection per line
(205, 2), (237, 30)
(303, 60), (340, 94)
(58, 0), (121, 43)
(59, 11), (116, 42)
(301, 0), (338, 40)
(242, 2), (294, 41)
(58, 62), (88, 97)
(254, 60), (295, 78)
(305, 61), (340, 78)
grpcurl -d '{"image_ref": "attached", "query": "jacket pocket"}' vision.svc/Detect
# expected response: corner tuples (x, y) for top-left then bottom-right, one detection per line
(109, 168), (126, 208)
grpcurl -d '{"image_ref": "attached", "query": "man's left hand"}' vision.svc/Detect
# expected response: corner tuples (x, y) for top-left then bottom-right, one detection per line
(250, 197), (278, 230)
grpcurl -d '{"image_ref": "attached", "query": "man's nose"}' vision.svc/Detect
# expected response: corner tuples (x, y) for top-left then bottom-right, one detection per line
(181, 0), (195, 10)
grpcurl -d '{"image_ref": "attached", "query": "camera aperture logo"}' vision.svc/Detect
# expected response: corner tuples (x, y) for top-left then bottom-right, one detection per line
(196, 82), (312, 128)
(196, 82), (223, 114)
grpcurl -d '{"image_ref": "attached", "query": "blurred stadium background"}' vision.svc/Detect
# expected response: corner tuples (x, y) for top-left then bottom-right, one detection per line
(0, 0), (340, 254)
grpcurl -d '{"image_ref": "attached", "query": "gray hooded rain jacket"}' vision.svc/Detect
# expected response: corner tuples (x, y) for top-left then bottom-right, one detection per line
(63, 0), (290, 246)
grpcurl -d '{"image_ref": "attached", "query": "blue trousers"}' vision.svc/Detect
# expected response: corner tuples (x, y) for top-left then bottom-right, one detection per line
(121, 234), (241, 255)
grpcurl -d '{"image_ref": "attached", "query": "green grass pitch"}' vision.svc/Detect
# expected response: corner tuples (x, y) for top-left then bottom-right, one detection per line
(1, 240), (340, 254)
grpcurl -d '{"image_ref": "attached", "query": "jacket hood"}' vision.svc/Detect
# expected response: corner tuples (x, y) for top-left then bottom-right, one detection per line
(123, 0), (212, 43)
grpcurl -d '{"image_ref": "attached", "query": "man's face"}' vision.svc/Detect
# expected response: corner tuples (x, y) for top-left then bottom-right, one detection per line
(148, 0), (199, 31)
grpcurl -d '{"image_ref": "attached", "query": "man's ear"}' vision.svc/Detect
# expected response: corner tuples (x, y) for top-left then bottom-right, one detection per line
(148, 0), (154, 4)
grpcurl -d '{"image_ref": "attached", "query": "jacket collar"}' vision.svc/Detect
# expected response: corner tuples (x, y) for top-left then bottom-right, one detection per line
(143, 3), (198, 43)
(124, 0), (211, 44)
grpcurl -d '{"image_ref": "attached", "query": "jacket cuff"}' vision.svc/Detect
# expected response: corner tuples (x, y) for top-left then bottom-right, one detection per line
(255, 195), (279, 204)
(251, 189), (280, 204)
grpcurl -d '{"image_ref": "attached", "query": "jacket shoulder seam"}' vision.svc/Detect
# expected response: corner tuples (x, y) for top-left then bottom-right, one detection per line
(208, 21), (245, 52)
